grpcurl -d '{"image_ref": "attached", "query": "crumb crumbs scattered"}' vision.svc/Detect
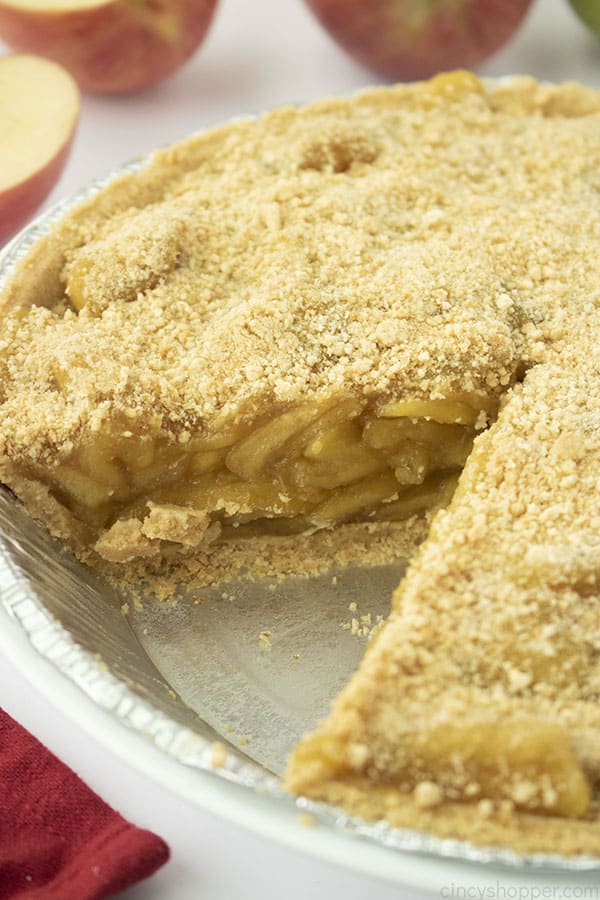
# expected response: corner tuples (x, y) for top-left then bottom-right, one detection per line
(259, 630), (272, 650)
(210, 741), (228, 769)
(296, 813), (316, 828)
(341, 611), (384, 639)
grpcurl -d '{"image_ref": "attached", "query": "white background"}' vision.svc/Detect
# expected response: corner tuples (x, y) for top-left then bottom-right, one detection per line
(1, 0), (600, 897)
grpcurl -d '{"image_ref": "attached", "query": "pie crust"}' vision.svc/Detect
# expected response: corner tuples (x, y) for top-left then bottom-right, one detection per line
(1, 71), (600, 855)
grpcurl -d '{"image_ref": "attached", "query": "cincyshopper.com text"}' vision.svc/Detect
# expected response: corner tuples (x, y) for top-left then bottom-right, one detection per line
(440, 884), (600, 900)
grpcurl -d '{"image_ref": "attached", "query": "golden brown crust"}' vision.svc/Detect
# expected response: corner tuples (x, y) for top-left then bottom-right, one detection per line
(298, 779), (600, 857)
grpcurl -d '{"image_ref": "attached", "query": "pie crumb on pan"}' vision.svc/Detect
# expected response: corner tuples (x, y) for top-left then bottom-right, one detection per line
(1, 71), (600, 856)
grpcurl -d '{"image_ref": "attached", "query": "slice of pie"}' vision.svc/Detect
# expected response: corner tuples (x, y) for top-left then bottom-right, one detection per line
(1, 71), (600, 855)
(286, 348), (600, 854)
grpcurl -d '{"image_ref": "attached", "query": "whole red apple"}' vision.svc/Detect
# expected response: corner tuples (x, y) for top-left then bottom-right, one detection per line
(0, 0), (219, 94)
(305, 0), (535, 80)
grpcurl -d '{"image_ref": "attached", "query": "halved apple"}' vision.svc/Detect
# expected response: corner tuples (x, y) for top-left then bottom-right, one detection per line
(0, 0), (219, 94)
(0, 54), (79, 245)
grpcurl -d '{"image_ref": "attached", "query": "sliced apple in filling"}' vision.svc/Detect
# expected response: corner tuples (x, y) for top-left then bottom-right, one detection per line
(20, 393), (497, 562)
(288, 715), (590, 819)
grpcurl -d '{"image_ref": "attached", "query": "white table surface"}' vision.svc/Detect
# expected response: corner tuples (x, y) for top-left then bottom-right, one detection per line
(1, 1), (600, 897)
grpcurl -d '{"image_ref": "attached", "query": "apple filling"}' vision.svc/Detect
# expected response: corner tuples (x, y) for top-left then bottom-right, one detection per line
(288, 717), (591, 819)
(25, 394), (495, 562)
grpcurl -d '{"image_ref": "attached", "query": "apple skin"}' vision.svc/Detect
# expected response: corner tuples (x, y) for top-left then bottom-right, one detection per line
(0, 0), (219, 94)
(0, 138), (76, 246)
(305, 0), (534, 81)
(568, 0), (600, 39)
(0, 54), (79, 245)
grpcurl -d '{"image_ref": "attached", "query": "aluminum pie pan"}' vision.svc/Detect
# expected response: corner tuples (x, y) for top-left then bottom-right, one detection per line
(0, 131), (599, 881)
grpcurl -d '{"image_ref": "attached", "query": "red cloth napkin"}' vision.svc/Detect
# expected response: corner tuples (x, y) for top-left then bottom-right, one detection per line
(0, 707), (170, 899)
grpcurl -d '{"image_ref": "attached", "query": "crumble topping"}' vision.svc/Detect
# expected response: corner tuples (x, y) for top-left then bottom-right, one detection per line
(6, 75), (600, 461)
(1, 73), (600, 855)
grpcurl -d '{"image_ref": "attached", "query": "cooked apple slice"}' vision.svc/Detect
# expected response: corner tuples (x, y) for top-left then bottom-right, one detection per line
(0, 54), (79, 245)
(0, 0), (219, 94)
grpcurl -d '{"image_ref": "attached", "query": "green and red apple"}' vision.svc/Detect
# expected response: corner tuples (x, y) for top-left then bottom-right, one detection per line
(0, 0), (218, 93)
(305, 0), (535, 81)
(0, 54), (79, 245)
(568, 0), (600, 39)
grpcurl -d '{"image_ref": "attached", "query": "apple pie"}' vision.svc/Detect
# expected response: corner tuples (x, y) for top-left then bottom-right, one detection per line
(1, 72), (600, 855)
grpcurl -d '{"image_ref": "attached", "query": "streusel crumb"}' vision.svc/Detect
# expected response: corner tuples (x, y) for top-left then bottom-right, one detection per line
(2, 74), (600, 855)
